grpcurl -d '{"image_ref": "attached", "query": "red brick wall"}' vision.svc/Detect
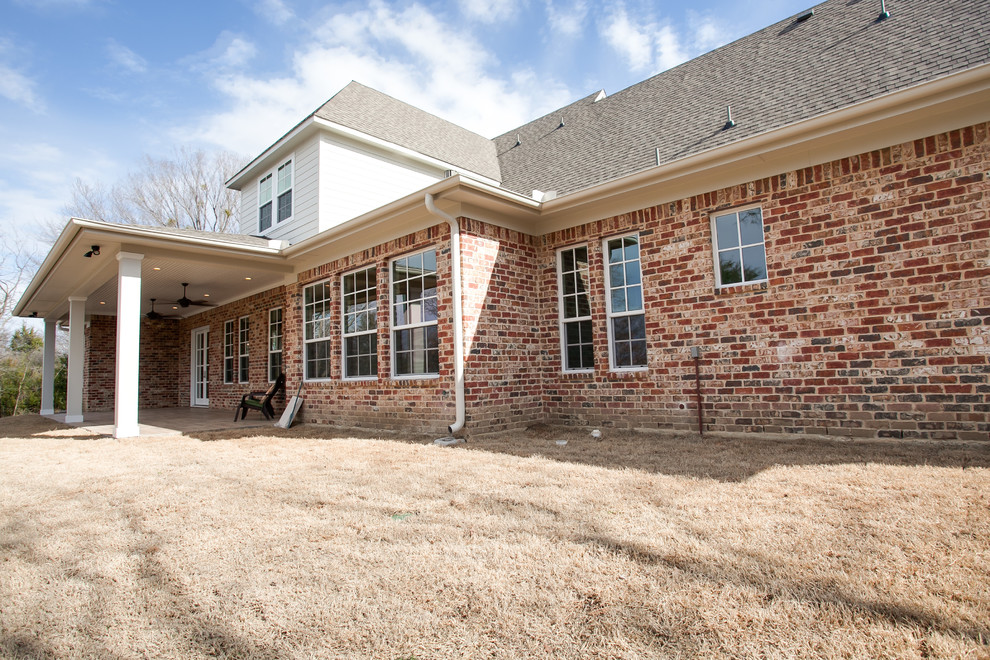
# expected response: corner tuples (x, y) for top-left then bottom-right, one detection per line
(84, 316), (181, 412)
(460, 220), (544, 432)
(540, 123), (989, 440)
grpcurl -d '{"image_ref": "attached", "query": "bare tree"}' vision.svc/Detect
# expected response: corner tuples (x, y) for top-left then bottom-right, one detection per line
(0, 229), (38, 333)
(65, 147), (243, 233)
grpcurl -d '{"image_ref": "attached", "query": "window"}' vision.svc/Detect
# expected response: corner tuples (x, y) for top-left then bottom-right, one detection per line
(712, 207), (767, 287)
(303, 280), (333, 380)
(258, 174), (272, 232)
(604, 234), (647, 370)
(223, 320), (234, 384)
(238, 316), (250, 383)
(391, 249), (438, 377)
(342, 266), (378, 379)
(257, 158), (292, 233)
(268, 308), (283, 382)
(557, 245), (594, 372)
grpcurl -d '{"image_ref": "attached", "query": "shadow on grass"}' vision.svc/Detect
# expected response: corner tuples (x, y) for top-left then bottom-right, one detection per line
(579, 531), (990, 646)
(458, 426), (990, 482)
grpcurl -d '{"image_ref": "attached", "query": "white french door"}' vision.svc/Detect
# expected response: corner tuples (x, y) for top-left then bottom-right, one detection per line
(191, 327), (209, 407)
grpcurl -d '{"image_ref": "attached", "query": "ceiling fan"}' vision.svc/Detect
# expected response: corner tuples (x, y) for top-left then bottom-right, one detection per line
(176, 283), (217, 308)
(146, 298), (181, 321)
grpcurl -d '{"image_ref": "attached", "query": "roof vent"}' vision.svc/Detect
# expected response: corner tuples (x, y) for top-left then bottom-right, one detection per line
(796, 9), (813, 22)
(878, 0), (889, 19)
(558, 117), (565, 129)
(515, 134), (521, 147)
(723, 105), (736, 130)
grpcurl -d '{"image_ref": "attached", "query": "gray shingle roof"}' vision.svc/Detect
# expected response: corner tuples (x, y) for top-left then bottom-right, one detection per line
(494, 0), (990, 196)
(315, 81), (501, 182)
(80, 219), (277, 249)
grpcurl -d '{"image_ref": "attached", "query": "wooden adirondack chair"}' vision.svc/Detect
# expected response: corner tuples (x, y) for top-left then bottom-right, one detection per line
(234, 371), (286, 421)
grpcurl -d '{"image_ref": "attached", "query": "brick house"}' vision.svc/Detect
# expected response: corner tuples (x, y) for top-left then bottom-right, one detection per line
(15, 0), (990, 440)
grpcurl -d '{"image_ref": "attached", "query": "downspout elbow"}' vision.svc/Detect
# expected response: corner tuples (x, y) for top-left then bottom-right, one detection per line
(425, 193), (465, 435)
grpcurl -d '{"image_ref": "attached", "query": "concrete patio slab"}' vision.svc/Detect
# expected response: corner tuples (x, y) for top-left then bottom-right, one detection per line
(44, 407), (273, 437)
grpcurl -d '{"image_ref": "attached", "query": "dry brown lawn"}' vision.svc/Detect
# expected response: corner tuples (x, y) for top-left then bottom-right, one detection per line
(1, 415), (988, 659)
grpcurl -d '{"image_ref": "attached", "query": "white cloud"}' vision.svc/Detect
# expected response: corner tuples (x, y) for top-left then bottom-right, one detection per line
(182, 1), (572, 153)
(602, 5), (690, 73)
(459, 0), (520, 24)
(106, 40), (148, 74)
(546, 0), (587, 36)
(689, 12), (730, 52)
(0, 64), (45, 113)
(216, 36), (258, 69)
(254, 0), (295, 25)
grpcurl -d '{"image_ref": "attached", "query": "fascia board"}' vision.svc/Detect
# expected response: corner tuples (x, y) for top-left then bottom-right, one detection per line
(311, 117), (502, 187)
(539, 62), (990, 229)
(226, 117), (317, 189)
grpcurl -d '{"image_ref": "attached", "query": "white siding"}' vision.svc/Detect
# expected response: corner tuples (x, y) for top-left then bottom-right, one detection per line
(319, 134), (443, 233)
(237, 135), (320, 244)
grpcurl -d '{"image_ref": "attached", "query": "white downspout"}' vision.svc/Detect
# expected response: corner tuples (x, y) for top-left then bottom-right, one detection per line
(425, 193), (465, 435)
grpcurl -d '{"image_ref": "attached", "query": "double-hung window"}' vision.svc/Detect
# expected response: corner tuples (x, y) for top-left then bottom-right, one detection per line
(604, 234), (647, 370)
(391, 249), (438, 377)
(238, 316), (250, 383)
(342, 266), (378, 379)
(257, 158), (292, 233)
(223, 320), (234, 384)
(557, 245), (594, 372)
(268, 308), (283, 382)
(712, 206), (767, 287)
(303, 281), (333, 380)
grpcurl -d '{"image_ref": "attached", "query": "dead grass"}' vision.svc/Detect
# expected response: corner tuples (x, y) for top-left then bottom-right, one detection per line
(2, 416), (988, 659)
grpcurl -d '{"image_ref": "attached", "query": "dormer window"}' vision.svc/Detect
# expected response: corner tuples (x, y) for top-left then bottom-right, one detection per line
(257, 157), (293, 233)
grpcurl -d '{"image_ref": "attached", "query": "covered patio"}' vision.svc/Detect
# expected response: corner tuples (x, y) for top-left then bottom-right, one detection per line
(43, 406), (275, 437)
(15, 219), (294, 439)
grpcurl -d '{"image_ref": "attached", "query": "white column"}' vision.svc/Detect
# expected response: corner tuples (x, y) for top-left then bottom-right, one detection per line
(65, 297), (86, 423)
(40, 319), (57, 415)
(114, 252), (144, 439)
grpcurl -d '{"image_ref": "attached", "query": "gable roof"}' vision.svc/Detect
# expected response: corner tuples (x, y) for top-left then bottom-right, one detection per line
(315, 81), (501, 181)
(495, 0), (990, 196)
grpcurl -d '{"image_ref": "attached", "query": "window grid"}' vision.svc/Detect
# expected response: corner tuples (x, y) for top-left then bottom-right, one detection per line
(258, 174), (273, 232)
(557, 245), (594, 372)
(391, 249), (439, 377)
(342, 266), (378, 380)
(712, 207), (767, 287)
(605, 234), (647, 370)
(223, 320), (234, 384)
(276, 160), (292, 224)
(268, 307), (283, 382)
(303, 280), (333, 380)
(238, 316), (250, 383)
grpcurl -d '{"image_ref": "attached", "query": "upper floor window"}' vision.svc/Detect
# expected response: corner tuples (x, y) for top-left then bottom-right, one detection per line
(342, 266), (378, 380)
(712, 207), (767, 287)
(604, 234), (647, 370)
(303, 280), (332, 380)
(557, 245), (593, 372)
(391, 249), (438, 377)
(258, 158), (293, 233)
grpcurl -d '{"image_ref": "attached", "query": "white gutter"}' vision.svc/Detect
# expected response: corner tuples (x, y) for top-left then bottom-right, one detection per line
(424, 193), (465, 436)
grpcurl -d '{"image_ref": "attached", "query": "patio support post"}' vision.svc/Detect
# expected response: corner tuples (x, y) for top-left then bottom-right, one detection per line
(114, 251), (144, 439)
(65, 297), (86, 423)
(40, 319), (57, 415)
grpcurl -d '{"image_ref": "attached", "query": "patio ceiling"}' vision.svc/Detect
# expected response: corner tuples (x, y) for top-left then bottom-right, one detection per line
(16, 219), (295, 322)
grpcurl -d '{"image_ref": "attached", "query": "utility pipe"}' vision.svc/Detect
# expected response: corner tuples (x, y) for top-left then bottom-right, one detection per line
(424, 193), (465, 435)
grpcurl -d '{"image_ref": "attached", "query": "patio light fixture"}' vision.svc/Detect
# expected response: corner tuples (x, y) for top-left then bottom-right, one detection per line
(83, 245), (101, 258)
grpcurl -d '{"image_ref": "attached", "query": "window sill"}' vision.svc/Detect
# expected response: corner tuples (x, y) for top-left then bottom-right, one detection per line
(714, 280), (768, 295)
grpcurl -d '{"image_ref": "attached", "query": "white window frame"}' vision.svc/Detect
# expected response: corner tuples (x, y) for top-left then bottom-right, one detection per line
(556, 244), (594, 373)
(223, 319), (234, 384)
(390, 248), (439, 379)
(710, 204), (768, 289)
(303, 279), (333, 382)
(237, 315), (250, 383)
(268, 307), (283, 383)
(341, 265), (378, 381)
(257, 155), (293, 234)
(603, 233), (648, 372)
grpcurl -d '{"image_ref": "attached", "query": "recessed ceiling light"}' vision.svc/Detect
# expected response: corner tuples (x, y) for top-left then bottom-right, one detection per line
(203, 293), (210, 297)
(152, 267), (161, 271)
(244, 277), (252, 281)
(99, 301), (106, 305)
(172, 306), (178, 310)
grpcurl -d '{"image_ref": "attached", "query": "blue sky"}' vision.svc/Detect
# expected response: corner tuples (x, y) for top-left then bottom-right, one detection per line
(0, 0), (813, 254)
